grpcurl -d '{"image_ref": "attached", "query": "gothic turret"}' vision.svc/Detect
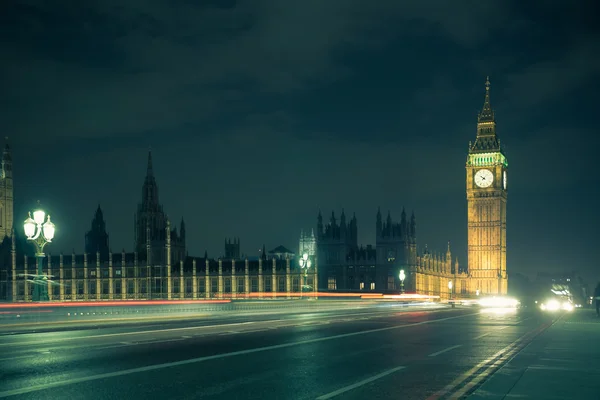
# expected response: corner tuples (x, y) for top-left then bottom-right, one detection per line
(85, 205), (109, 259)
(376, 207), (382, 238)
(400, 208), (407, 239)
(410, 211), (416, 241)
(180, 218), (186, 243)
(317, 210), (323, 238)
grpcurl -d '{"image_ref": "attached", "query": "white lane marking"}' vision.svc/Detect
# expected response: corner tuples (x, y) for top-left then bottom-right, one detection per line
(0, 321), (258, 347)
(315, 366), (406, 400)
(0, 312), (476, 398)
(181, 336), (192, 339)
(428, 344), (462, 357)
(473, 332), (491, 340)
(141, 338), (186, 344)
(219, 331), (240, 336)
(0, 354), (37, 362)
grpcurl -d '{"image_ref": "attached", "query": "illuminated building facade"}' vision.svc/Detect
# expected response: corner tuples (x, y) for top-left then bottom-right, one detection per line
(466, 78), (508, 295)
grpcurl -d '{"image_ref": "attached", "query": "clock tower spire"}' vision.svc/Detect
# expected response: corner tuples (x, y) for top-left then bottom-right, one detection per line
(466, 77), (508, 296)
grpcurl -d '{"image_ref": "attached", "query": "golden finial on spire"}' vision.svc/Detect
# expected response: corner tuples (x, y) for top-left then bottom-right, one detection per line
(485, 76), (490, 90)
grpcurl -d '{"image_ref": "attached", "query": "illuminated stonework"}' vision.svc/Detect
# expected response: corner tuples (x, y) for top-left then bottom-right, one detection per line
(466, 78), (508, 295)
(0, 139), (13, 242)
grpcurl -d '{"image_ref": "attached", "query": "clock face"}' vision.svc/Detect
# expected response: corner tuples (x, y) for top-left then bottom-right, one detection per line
(503, 171), (507, 189)
(474, 169), (494, 188)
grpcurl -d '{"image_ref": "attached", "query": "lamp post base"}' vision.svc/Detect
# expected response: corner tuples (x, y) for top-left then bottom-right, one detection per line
(32, 254), (49, 302)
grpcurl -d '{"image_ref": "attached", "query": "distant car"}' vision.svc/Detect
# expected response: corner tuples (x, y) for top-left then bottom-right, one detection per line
(540, 297), (573, 312)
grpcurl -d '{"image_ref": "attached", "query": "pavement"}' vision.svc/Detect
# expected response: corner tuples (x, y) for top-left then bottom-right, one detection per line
(0, 304), (591, 399)
(468, 307), (600, 400)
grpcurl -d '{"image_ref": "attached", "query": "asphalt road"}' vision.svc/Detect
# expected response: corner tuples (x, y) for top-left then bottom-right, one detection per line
(0, 304), (555, 400)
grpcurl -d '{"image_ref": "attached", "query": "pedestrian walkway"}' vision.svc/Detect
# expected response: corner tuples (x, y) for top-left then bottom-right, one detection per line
(469, 308), (600, 399)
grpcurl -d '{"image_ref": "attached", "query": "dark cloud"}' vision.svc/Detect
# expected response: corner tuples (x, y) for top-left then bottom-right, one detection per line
(2, 0), (600, 280)
(2, 0), (521, 145)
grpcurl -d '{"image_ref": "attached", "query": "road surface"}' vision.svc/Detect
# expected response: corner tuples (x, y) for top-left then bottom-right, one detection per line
(0, 304), (552, 399)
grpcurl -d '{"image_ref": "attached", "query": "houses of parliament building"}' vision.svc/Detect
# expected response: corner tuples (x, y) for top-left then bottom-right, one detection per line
(0, 78), (508, 301)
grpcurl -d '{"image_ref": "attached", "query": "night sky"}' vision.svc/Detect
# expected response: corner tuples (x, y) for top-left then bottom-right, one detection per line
(2, 1), (599, 281)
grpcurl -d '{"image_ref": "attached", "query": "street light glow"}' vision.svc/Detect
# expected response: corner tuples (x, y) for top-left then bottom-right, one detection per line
(33, 209), (46, 225)
(23, 206), (56, 302)
(43, 216), (55, 241)
(448, 280), (453, 290)
(24, 214), (36, 238)
(399, 269), (405, 282)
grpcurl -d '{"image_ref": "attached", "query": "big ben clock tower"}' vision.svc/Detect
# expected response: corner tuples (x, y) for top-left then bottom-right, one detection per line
(466, 77), (508, 295)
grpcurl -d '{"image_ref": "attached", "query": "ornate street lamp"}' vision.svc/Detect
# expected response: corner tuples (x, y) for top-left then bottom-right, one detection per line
(399, 269), (406, 294)
(298, 253), (312, 294)
(448, 280), (453, 299)
(23, 205), (55, 301)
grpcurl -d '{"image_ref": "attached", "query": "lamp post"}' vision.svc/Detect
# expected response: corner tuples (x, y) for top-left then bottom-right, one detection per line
(448, 280), (453, 300)
(399, 269), (406, 294)
(298, 253), (312, 297)
(23, 206), (55, 302)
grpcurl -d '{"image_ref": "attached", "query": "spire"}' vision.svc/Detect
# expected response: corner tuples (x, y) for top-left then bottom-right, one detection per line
(471, 77), (500, 152)
(146, 150), (153, 177)
(478, 76), (494, 123)
(95, 204), (103, 218)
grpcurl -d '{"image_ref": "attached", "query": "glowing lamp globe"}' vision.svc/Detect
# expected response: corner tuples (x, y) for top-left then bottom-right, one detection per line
(307, 260), (312, 268)
(42, 216), (55, 241)
(302, 253), (308, 261)
(33, 209), (46, 225)
(23, 216), (36, 239)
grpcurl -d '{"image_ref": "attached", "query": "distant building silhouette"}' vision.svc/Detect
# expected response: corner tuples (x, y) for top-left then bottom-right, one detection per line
(224, 238), (240, 259)
(134, 151), (185, 265)
(315, 208), (460, 294)
(85, 205), (110, 260)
